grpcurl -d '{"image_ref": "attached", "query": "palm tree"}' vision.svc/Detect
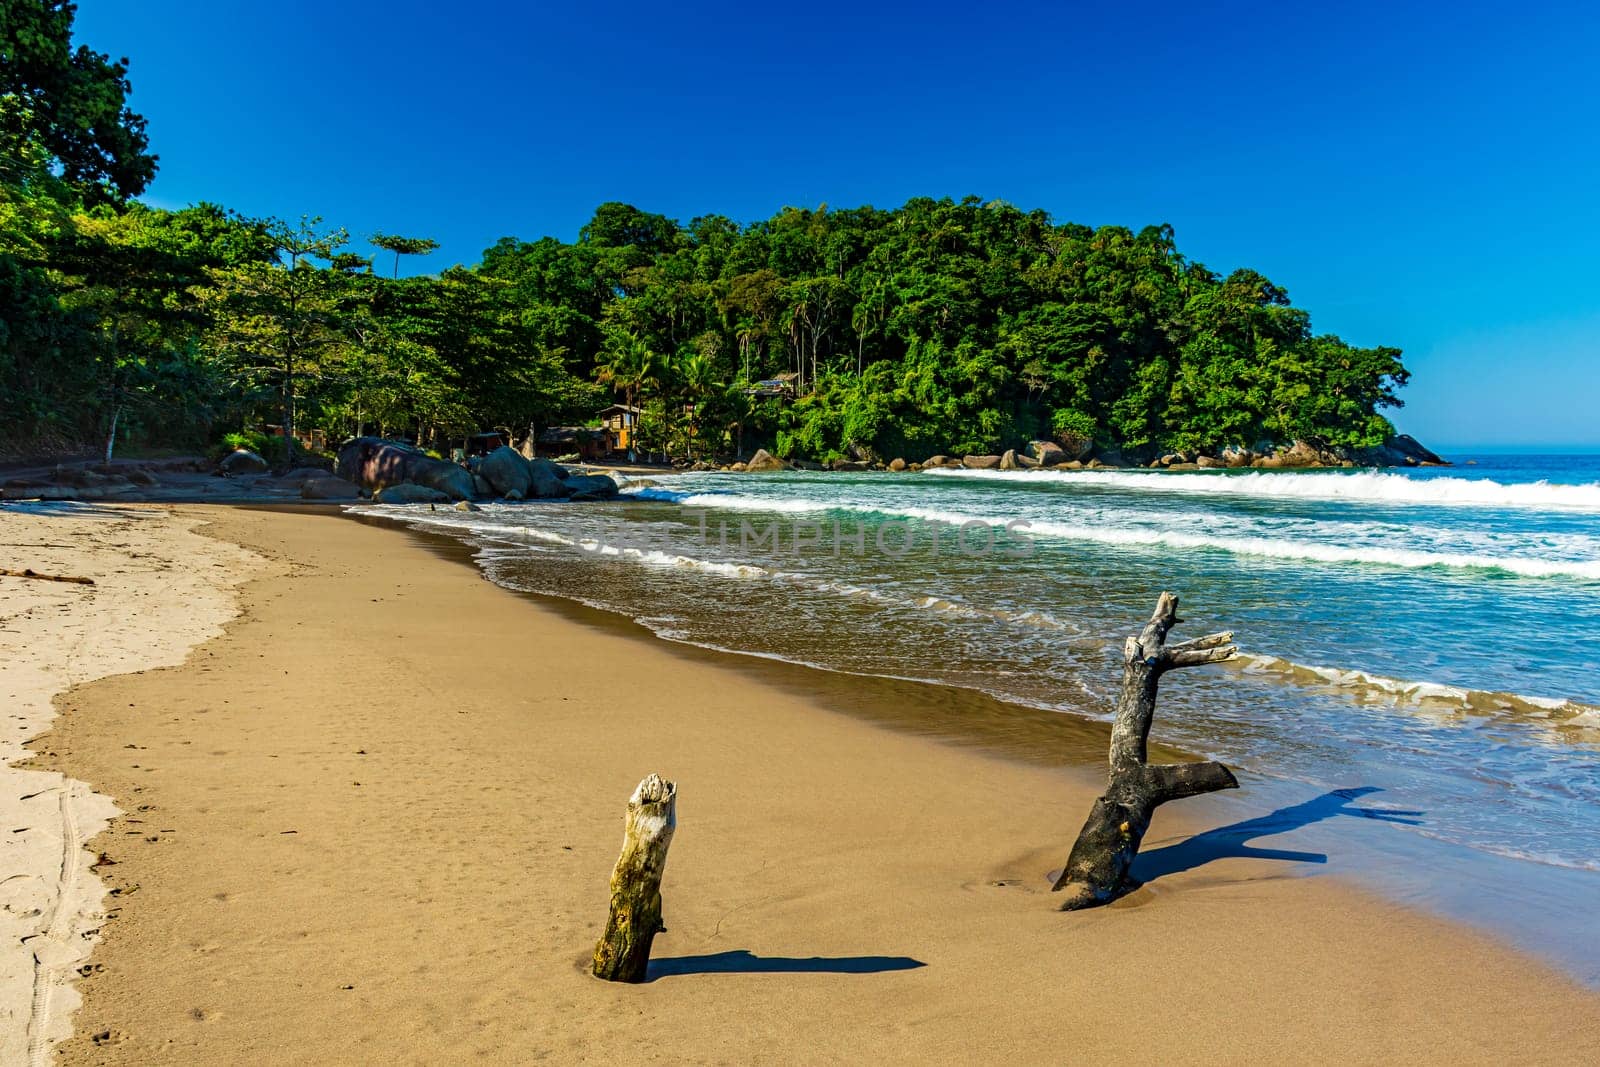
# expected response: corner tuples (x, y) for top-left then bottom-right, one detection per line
(597, 334), (653, 460)
(677, 351), (720, 457)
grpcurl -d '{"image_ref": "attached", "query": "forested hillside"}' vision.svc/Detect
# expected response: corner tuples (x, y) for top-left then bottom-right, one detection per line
(2, 2), (1409, 465)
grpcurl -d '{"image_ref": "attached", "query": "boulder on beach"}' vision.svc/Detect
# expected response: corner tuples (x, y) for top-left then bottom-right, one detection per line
(407, 457), (477, 500)
(218, 449), (269, 476)
(1221, 445), (1254, 468)
(300, 476), (361, 500)
(526, 458), (571, 498)
(1027, 440), (1068, 466)
(831, 459), (869, 471)
(456, 500), (482, 512)
(962, 454), (1002, 470)
(335, 436), (474, 499)
(924, 455), (947, 468)
(373, 483), (450, 504)
(337, 437), (422, 488)
(562, 473), (621, 501)
(478, 446), (533, 497)
(744, 448), (786, 472)
(999, 449), (1020, 470)
(888, 458), (906, 472)
(1017, 453), (1040, 468)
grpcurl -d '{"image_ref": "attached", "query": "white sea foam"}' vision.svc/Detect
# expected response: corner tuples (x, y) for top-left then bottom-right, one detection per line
(923, 466), (1600, 512)
(1235, 653), (1600, 735)
(616, 492), (1600, 580)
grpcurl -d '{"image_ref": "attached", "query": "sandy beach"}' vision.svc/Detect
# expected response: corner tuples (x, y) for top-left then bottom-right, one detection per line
(7, 504), (1597, 1063)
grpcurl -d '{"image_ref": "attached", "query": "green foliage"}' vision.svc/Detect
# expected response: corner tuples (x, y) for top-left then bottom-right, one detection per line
(0, 9), (1411, 464)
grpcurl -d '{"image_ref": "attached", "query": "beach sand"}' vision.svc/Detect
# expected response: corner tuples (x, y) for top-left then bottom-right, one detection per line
(20, 505), (1600, 1063)
(1, 504), (273, 1063)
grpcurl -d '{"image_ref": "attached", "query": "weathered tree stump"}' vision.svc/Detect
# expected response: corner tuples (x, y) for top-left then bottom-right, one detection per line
(1053, 592), (1239, 909)
(592, 774), (677, 982)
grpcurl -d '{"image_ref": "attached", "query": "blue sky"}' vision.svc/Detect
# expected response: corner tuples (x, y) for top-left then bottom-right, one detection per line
(75, 1), (1600, 448)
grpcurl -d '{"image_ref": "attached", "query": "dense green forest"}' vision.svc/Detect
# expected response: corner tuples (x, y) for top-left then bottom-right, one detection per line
(2, 1), (1410, 466)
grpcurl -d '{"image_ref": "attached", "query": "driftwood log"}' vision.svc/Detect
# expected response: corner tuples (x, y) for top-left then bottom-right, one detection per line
(592, 774), (677, 982)
(1053, 592), (1238, 909)
(0, 568), (94, 586)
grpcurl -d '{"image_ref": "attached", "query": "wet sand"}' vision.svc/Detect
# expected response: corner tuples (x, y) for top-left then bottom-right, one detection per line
(33, 505), (1600, 1063)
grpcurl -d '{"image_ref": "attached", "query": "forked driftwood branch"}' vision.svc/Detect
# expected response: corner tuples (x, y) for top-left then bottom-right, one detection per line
(593, 774), (677, 982)
(0, 568), (94, 586)
(1053, 592), (1239, 909)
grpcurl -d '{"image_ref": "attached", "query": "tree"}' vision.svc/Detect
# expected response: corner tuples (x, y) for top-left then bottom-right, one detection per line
(0, 0), (157, 202)
(203, 216), (350, 468)
(370, 232), (440, 278)
(596, 331), (654, 459)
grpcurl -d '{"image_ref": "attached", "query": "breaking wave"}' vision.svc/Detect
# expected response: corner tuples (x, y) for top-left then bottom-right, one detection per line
(923, 466), (1600, 512)
(622, 488), (1600, 581)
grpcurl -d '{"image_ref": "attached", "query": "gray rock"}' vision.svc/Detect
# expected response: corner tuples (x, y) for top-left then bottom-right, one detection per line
(299, 476), (361, 500)
(1027, 440), (1068, 466)
(373, 483), (450, 504)
(527, 458), (572, 498)
(744, 448), (787, 473)
(407, 457), (477, 500)
(479, 445), (533, 497)
(218, 449), (269, 476)
(562, 473), (621, 501)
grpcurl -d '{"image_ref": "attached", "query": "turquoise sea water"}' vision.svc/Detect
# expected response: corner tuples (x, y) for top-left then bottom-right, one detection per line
(359, 454), (1600, 955)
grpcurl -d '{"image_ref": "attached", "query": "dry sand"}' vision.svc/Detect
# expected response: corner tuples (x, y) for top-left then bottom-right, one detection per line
(1, 504), (273, 1064)
(20, 505), (1600, 1063)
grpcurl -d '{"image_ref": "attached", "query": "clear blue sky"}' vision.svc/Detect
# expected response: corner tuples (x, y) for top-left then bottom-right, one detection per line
(75, 0), (1600, 449)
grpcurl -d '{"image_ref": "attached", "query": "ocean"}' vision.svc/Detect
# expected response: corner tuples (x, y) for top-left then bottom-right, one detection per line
(356, 453), (1600, 971)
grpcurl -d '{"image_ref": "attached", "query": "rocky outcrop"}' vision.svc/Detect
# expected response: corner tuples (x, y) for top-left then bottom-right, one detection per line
(888, 458), (907, 472)
(527, 458), (571, 498)
(479, 446), (533, 497)
(999, 449), (1020, 470)
(744, 448), (787, 473)
(336, 437), (475, 500)
(562, 473), (621, 501)
(408, 458), (476, 500)
(1027, 440), (1068, 467)
(1351, 434), (1446, 467)
(962, 455), (1002, 470)
(373, 483), (450, 504)
(217, 449), (269, 476)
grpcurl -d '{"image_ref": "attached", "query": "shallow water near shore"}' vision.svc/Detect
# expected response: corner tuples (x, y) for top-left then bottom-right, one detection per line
(352, 453), (1600, 981)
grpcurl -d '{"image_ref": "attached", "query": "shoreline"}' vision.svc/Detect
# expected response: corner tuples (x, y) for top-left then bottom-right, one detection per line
(356, 504), (1600, 985)
(27, 504), (1600, 1061)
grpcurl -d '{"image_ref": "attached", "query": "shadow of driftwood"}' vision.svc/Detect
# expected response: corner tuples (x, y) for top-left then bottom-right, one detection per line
(648, 950), (926, 980)
(1131, 787), (1424, 884)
